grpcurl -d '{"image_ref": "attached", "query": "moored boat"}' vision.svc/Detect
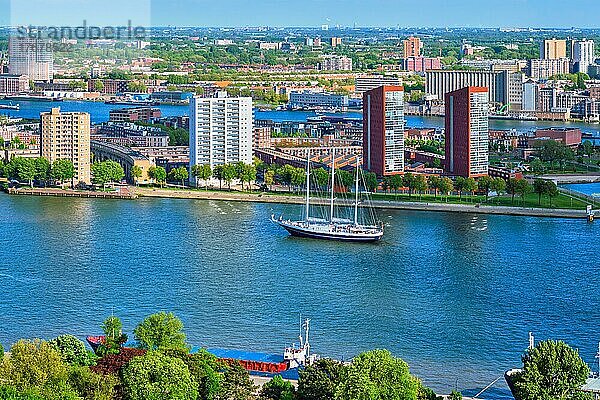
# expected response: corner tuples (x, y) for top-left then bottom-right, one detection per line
(272, 149), (384, 242)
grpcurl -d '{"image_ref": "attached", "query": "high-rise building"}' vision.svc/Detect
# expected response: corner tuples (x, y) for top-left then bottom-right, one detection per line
(572, 39), (596, 74)
(189, 93), (253, 173)
(330, 37), (342, 47)
(363, 86), (405, 176)
(541, 39), (567, 60)
(403, 36), (422, 58)
(40, 108), (91, 184)
(8, 36), (53, 81)
(528, 58), (570, 80)
(445, 87), (489, 178)
(355, 76), (401, 94)
(403, 57), (442, 72)
(426, 69), (515, 105)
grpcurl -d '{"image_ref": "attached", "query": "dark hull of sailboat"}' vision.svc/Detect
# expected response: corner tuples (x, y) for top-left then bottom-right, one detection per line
(276, 221), (383, 243)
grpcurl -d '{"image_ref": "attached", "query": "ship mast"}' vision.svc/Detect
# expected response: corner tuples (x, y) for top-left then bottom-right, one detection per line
(354, 156), (360, 226)
(329, 148), (336, 223)
(305, 151), (310, 223)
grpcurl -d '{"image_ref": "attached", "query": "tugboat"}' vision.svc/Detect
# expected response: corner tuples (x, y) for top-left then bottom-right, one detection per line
(272, 149), (384, 242)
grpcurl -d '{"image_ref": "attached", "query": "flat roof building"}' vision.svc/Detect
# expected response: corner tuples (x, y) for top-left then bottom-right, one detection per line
(445, 87), (489, 178)
(363, 85), (405, 176)
(41, 108), (91, 184)
(8, 36), (53, 82)
(541, 39), (567, 60)
(403, 37), (422, 59)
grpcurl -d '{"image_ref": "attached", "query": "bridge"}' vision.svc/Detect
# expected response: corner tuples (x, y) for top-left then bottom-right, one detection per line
(91, 140), (153, 184)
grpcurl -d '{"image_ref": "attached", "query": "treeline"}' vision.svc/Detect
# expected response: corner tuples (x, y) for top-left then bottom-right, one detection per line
(0, 312), (438, 400)
(0, 157), (125, 189)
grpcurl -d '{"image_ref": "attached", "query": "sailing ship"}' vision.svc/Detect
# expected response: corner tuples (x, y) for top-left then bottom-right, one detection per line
(272, 149), (384, 242)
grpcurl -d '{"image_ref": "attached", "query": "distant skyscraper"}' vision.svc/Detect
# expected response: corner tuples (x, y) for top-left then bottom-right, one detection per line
(330, 37), (342, 47)
(363, 86), (405, 176)
(8, 36), (53, 81)
(541, 39), (567, 60)
(445, 87), (489, 178)
(41, 108), (91, 184)
(572, 39), (595, 74)
(189, 93), (253, 173)
(403, 36), (422, 58)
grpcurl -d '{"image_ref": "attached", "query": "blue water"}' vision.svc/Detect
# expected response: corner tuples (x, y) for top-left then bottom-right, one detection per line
(564, 182), (600, 197)
(1, 194), (600, 399)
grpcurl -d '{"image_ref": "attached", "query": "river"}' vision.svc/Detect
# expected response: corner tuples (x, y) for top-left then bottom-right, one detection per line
(1, 194), (599, 399)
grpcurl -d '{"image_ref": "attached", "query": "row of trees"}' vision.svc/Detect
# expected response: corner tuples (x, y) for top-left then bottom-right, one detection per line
(191, 162), (257, 191)
(0, 312), (438, 400)
(91, 160), (125, 189)
(0, 157), (75, 187)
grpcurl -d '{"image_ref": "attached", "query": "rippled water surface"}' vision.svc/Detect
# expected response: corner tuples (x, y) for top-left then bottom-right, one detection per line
(2, 195), (599, 398)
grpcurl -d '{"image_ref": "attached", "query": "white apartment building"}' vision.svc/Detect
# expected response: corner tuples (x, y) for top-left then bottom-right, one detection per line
(572, 39), (596, 75)
(318, 55), (352, 71)
(355, 75), (401, 94)
(189, 93), (253, 173)
(8, 36), (53, 81)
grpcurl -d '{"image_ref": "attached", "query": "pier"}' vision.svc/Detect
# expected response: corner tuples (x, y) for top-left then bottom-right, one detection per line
(6, 187), (137, 200)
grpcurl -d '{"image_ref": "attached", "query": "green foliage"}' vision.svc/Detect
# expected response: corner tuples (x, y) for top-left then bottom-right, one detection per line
(192, 164), (212, 188)
(0, 343), (3, 361)
(335, 169), (354, 190)
(449, 390), (463, 400)
(6, 157), (36, 186)
(335, 349), (418, 400)
(216, 362), (257, 400)
(33, 157), (51, 184)
(491, 177), (506, 196)
(163, 348), (223, 400)
(51, 159), (75, 185)
(98, 315), (128, 356)
(312, 167), (329, 189)
(131, 165), (143, 183)
(91, 160), (125, 187)
(478, 176), (494, 200)
(514, 340), (591, 400)
(260, 375), (295, 400)
(168, 166), (189, 186)
(363, 171), (378, 192)
(223, 164), (237, 189)
(134, 312), (188, 351)
(121, 352), (198, 400)
(298, 358), (347, 400)
(67, 365), (118, 400)
(148, 165), (167, 187)
(0, 339), (68, 392)
(49, 335), (97, 366)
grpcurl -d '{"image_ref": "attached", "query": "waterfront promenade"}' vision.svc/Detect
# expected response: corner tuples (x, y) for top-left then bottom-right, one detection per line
(136, 187), (590, 219)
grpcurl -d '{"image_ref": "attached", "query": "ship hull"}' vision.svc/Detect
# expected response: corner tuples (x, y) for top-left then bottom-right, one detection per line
(274, 219), (383, 242)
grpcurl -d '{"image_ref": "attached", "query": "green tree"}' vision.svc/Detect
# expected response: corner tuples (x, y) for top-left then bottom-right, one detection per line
(49, 335), (96, 366)
(216, 362), (257, 400)
(264, 169), (275, 190)
(0, 339), (68, 392)
(34, 157), (51, 186)
(67, 365), (118, 400)
(438, 177), (454, 201)
(121, 352), (198, 400)
(515, 178), (532, 206)
(463, 177), (478, 198)
(506, 178), (518, 204)
(134, 312), (188, 351)
(312, 167), (329, 189)
(449, 390), (463, 400)
(403, 173), (416, 197)
(91, 160), (124, 188)
(454, 177), (466, 200)
(223, 164), (237, 190)
(163, 349), (223, 400)
(514, 340), (591, 400)
(478, 176), (493, 202)
(363, 171), (378, 193)
(297, 358), (347, 400)
(213, 165), (225, 190)
(428, 176), (441, 198)
(413, 175), (428, 199)
(10, 157), (36, 187)
(546, 181), (559, 207)
(533, 179), (548, 205)
(335, 169), (354, 191)
(390, 174), (404, 197)
(51, 159), (75, 187)
(98, 315), (128, 355)
(292, 167), (306, 192)
(530, 158), (545, 175)
(260, 375), (295, 400)
(168, 166), (189, 187)
(192, 164), (212, 189)
(491, 178), (507, 202)
(336, 349), (419, 400)
(240, 163), (257, 191)
(148, 165), (167, 187)
(131, 165), (143, 185)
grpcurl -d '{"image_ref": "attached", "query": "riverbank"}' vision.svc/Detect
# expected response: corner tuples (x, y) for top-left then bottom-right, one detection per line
(534, 173), (600, 184)
(136, 187), (591, 219)
(6, 187), (137, 199)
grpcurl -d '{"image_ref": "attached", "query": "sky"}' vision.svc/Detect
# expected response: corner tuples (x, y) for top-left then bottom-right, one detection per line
(1, 0), (600, 28)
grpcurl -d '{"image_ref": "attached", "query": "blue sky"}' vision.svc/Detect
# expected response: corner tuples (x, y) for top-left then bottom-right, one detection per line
(1, 0), (600, 28)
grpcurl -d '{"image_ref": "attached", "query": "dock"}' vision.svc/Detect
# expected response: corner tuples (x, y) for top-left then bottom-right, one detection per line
(6, 187), (137, 200)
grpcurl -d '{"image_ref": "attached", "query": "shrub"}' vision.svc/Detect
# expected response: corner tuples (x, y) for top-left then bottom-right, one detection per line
(49, 335), (97, 366)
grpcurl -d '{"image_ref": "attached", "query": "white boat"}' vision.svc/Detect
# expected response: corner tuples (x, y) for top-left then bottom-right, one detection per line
(272, 149), (384, 242)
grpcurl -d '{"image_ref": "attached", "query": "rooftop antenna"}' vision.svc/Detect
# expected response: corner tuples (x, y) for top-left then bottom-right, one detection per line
(528, 332), (535, 350)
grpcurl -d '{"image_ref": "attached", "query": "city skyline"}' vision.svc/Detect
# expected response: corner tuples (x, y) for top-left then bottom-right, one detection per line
(2, 0), (600, 28)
